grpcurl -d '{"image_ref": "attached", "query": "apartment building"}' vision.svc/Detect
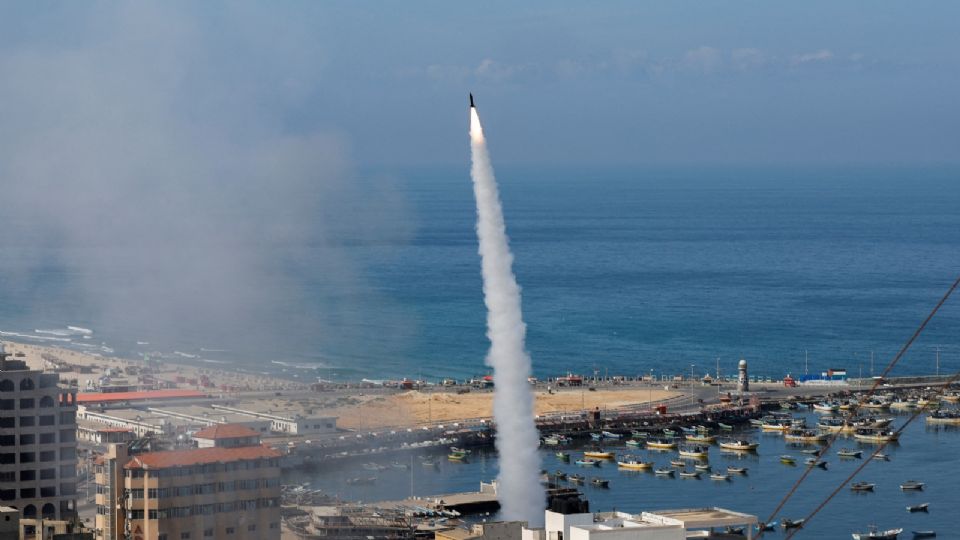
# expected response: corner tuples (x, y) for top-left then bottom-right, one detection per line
(0, 344), (78, 520)
(95, 426), (281, 540)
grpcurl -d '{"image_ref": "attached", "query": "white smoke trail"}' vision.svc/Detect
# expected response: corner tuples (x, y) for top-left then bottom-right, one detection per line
(469, 106), (545, 526)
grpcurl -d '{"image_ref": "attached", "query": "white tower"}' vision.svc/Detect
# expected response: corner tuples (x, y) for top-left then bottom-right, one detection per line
(737, 358), (749, 393)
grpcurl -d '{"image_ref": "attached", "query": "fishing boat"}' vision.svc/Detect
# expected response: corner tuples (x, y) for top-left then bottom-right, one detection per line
(804, 458), (828, 469)
(362, 463), (385, 471)
(719, 440), (758, 451)
(617, 458), (653, 470)
(781, 518), (804, 529)
(568, 474), (585, 484)
(685, 433), (716, 444)
(590, 432), (604, 441)
(543, 436), (561, 446)
(680, 426), (698, 434)
(630, 430), (649, 439)
(727, 466), (748, 474)
(838, 448), (863, 458)
(851, 482), (876, 492)
(900, 480), (924, 491)
(761, 419), (793, 431)
(678, 444), (709, 458)
(757, 522), (777, 532)
(911, 531), (936, 539)
(942, 392), (960, 403)
(583, 450), (615, 459)
(710, 472), (730, 481)
(819, 417), (854, 433)
(670, 459), (685, 467)
(906, 503), (929, 513)
(780, 455), (797, 465)
(925, 410), (960, 425)
(678, 470), (701, 479)
(861, 399), (892, 410)
(890, 399), (918, 410)
(662, 428), (679, 437)
(801, 448), (822, 455)
(448, 450), (468, 461)
(855, 429), (900, 443)
(814, 401), (840, 413)
(575, 458), (600, 467)
(646, 439), (678, 450)
(718, 422), (734, 431)
(785, 428), (828, 443)
(556, 451), (571, 461)
(391, 461), (410, 470)
(694, 463), (711, 471)
(554, 470), (567, 480)
(851, 526), (903, 540)
(590, 477), (610, 488)
(601, 431), (622, 439)
(873, 453), (890, 461)
(625, 439), (643, 448)
(654, 468), (675, 476)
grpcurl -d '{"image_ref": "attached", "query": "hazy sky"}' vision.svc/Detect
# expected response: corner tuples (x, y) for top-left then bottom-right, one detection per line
(2, 2), (956, 168)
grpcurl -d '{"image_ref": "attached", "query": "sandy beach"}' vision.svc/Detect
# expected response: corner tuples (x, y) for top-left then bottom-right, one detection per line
(332, 387), (681, 429)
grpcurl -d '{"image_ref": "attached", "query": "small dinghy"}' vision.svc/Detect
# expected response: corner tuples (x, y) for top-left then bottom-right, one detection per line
(906, 503), (929, 513)
(851, 482), (876, 492)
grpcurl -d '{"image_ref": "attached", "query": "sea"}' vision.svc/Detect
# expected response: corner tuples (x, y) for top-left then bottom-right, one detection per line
(302, 410), (960, 538)
(0, 165), (958, 382)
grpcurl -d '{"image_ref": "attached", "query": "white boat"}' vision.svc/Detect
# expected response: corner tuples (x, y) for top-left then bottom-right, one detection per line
(814, 402), (840, 413)
(719, 440), (758, 451)
(851, 526), (903, 540)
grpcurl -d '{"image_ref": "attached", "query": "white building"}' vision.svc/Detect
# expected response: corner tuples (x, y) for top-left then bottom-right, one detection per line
(537, 508), (757, 540)
(209, 403), (337, 435)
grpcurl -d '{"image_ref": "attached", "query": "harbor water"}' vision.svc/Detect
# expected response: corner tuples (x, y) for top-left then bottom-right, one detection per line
(303, 409), (960, 539)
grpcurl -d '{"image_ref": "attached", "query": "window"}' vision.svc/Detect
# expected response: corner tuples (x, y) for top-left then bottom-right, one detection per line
(0, 454), (13, 465)
(247, 525), (256, 532)
(39, 415), (55, 426)
(181, 533), (190, 539)
(20, 452), (36, 463)
(20, 398), (35, 409)
(0, 472), (14, 482)
(19, 434), (35, 444)
(20, 378), (35, 391)
(60, 430), (76, 443)
(0, 436), (13, 447)
(60, 447), (76, 460)
(0, 400), (14, 410)
(0, 418), (13, 428)
(225, 528), (234, 535)
(129, 489), (144, 499)
(59, 412), (75, 425)
(19, 416), (34, 427)
(40, 486), (56, 498)
(20, 469), (36, 481)
(129, 510), (144, 519)
(20, 488), (36, 498)
(60, 465), (75, 478)
(269, 523), (279, 529)
(158, 535), (168, 540)
(39, 396), (55, 407)
(40, 468), (56, 480)
(39, 433), (55, 444)
(148, 488), (158, 498)
(203, 529), (213, 538)
(148, 510), (158, 519)
(39, 451), (55, 462)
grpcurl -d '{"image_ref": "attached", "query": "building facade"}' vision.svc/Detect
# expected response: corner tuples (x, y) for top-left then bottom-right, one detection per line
(95, 430), (281, 540)
(0, 345), (78, 520)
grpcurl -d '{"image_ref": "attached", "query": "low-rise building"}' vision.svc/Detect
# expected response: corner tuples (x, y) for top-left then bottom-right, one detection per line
(209, 404), (336, 435)
(77, 421), (136, 445)
(539, 508), (757, 540)
(94, 433), (282, 540)
(147, 406), (272, 434)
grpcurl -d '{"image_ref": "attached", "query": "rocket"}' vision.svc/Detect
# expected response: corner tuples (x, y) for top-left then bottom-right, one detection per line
(470, 93), (475, 108)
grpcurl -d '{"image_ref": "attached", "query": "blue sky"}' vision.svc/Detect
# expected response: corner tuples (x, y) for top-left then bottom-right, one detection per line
(1, 1), (957, 168)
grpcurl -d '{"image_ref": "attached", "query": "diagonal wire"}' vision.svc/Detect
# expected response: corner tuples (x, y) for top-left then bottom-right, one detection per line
(784, 366), (960, 540)
(756, 274), (960, 538)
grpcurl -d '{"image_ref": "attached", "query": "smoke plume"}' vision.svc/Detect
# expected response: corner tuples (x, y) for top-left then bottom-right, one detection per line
(469, 106), (545, 525)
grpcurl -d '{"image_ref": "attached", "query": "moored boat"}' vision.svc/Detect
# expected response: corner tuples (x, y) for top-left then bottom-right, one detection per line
(554, 470), (567, 480)
(873, 453), (890, 461)
(678, 470), (701, 478)
(781, 518), (804, 529)
(851, 481), (876, 492)
(448, 450), (468, 461)
(911, 531), (936, 539)
(925, 409), (960, 425)
(694, 463), (711, 471)
(727, 466), (747, 474)
(646, 438), (678, 450)
(906, 503), (929, 513)
(575, 458), (600, 467)
(719, 439), (758, 451)
(584, 450), (615, 459)
(718, 423), (734, 431)
(814, 401), (840, 413)
(854, 429), (900, 443)
(709, 472), (730, 481)
(602, 430), (622, 439)
(678, 444), (710, 459)
(851, 526), (903, 540)
(590, 477), (610, 488)
(838, 448), (863, 458)
(685, 433), (716, 444)
(568, 474), (585, 484)
(617, 458), (653, 470)
(654, 468), (675, 476)
(899, 480), (924, 491)
(785, 428), (828, 443)
(780, 455), (797, 465)
(625, 439), (643, 448)
(556, 451), (571, 461)
(805, 458), (828, 469)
